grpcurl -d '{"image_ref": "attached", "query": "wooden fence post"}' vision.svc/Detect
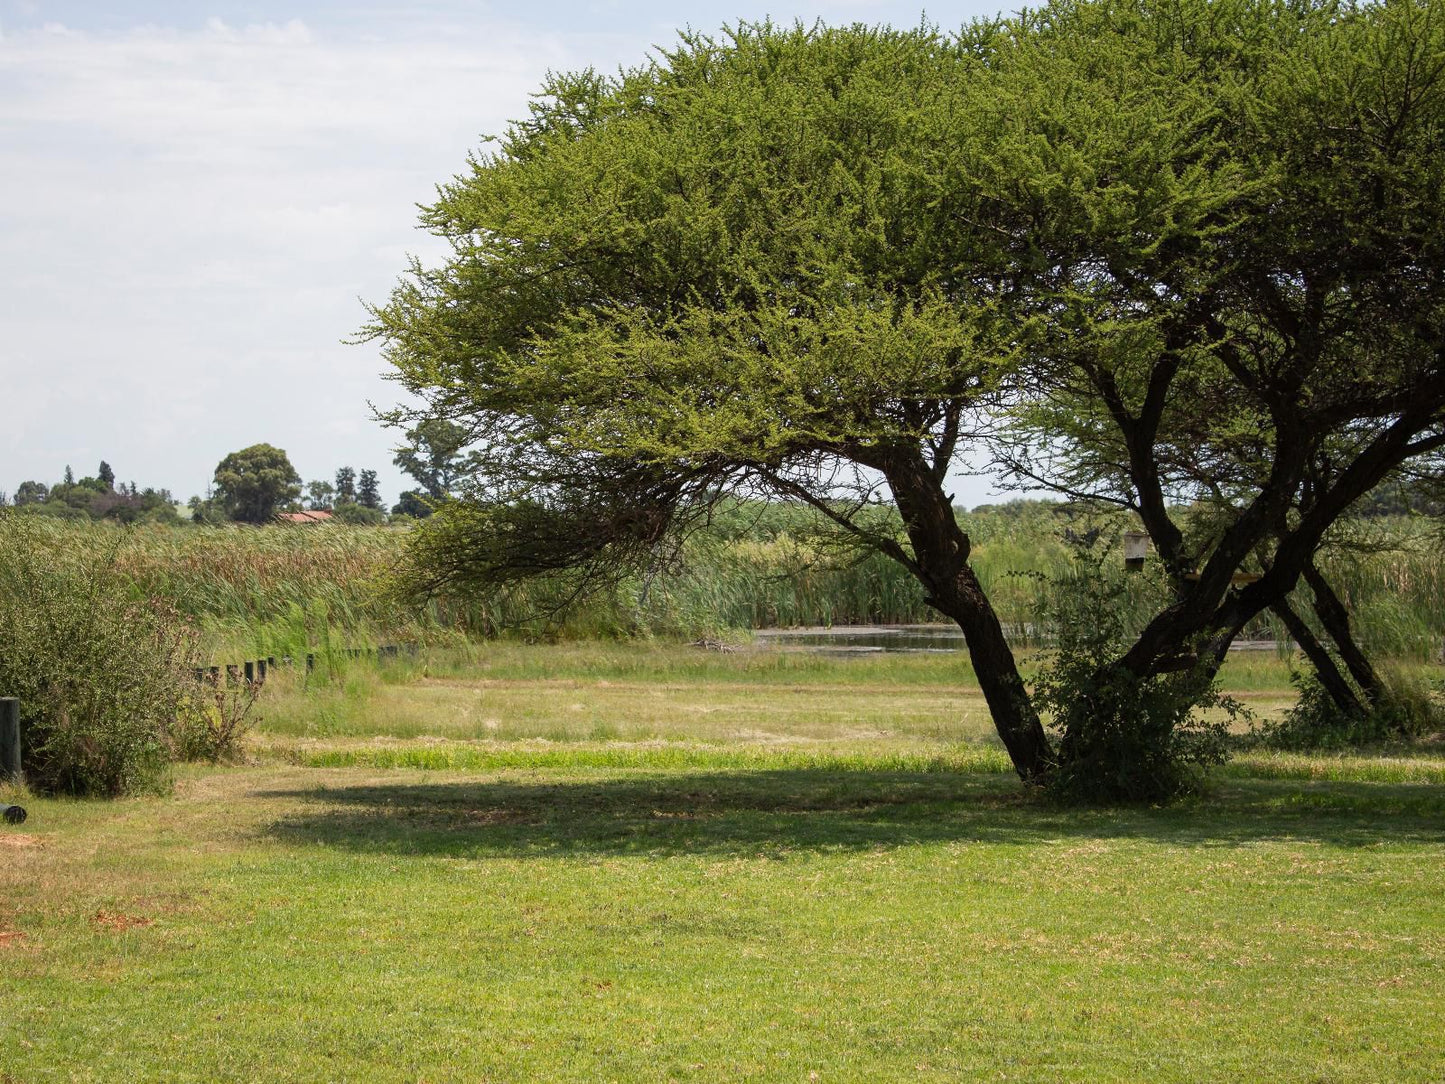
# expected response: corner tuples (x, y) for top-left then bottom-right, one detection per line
(1, 698), (21, 782)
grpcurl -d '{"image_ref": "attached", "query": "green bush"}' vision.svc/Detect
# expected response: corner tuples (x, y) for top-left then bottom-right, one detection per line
(1035, 551), (1235, 803)
(168, 681), (260, 764)
(0, 513), (199, 796)
(1256, 666), (1444, 750)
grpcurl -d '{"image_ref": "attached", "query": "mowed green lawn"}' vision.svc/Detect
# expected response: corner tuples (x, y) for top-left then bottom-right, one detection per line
(3, 645), (1443, 1082)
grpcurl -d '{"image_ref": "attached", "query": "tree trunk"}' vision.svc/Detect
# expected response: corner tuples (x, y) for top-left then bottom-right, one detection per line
(1304, 563), (1385, 707)
(932, 568), (1057, 784)
(1270, 598), (1364, 715)
(877, 450), (1055, 784)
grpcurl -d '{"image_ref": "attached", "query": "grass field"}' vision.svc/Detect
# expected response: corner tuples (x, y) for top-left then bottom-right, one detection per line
(3, 645), (1444, 1082)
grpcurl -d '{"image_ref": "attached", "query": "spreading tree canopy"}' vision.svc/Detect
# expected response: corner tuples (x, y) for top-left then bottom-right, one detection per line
(212, 444), (302, 525)
(368, 0), (1445, 796)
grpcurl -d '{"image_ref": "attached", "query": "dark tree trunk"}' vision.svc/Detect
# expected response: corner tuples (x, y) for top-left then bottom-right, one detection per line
(930, 567), (1057, 784)
(1304, 563), (1386, 707)
(877, 450), (1055, 784)
(1270, 598), (1365, 715)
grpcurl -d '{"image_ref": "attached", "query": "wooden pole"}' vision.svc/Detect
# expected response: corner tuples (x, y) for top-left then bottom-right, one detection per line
(0, 698), (20, 782)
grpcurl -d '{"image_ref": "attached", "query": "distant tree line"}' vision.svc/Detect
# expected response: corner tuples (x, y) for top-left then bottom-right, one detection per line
(5, 461), (180, 524)
(3, 423), (473, 527)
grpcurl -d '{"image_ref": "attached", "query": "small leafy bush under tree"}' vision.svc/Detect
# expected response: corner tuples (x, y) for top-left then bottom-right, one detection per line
(1036, 551), (1236, 803)
(1256, 665), (1445, 751)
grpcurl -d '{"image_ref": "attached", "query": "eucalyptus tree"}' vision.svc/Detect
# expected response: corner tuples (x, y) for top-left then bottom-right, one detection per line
(212, 444), (303, 525)
(394, 419), (470, 501)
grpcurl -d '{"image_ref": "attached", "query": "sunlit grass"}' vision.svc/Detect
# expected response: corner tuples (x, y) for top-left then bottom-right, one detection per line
(4, 642), (1445, 1080)
(3, 756), (1444, 1082)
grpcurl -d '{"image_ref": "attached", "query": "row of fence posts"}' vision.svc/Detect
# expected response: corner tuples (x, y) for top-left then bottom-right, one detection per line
(1, 698), (26, 823)
(191, 643), (421, 687)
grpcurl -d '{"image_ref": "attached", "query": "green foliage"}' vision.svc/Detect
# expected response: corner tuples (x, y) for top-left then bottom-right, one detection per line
(391, 489), (433, 518)
(169, 681), (260, 763)
(1035, 550), (1235, 803)
(11, 507), (1443, 671)
(11, 468), (178, 524)
(357, 469), (382, 510)
(364, 2), (1445, 795)
(1257, 666), (1445, 751)
(393, 419), (468, 500)
(1312, 517), (1445, 659)
(213, 444), (302, 525)
(0, 513), (198, 796)
(334, 466), (356, 504)
(332, 501), (386, 526)
(13, 480), (48, 506)
(305, 479), (335, 511)
(365, 19), (1029, 581)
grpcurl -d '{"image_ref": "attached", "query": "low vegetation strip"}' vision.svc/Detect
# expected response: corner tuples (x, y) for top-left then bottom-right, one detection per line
(292, 742), (1017, 775)
(1226, 751), (1445, 785)
(292, 742), (1445, 787)
(9, 508), (1444, 661)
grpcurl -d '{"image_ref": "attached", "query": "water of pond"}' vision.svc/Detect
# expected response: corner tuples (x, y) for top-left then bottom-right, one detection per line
(754, 624), (965, 655)
(753, 624), (1287, 656)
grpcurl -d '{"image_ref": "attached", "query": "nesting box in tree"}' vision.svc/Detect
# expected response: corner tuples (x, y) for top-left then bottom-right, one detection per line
(1123, 531), (1150, 571)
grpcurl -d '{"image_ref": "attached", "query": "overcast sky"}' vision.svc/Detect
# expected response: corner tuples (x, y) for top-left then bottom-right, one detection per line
(1, 0), (1010, 509)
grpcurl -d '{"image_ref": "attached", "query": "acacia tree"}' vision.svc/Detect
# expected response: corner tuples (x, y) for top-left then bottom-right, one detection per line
(370, 22), (1058, 779)
(992, 0), (1445, 776)
(368, 2), (1445, 795)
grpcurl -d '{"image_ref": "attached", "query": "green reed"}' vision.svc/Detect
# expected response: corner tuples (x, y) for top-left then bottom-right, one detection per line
(12, 507), (1442, 661)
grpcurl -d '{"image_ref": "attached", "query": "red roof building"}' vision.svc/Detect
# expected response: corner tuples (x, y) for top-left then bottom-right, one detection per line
(275, 510), (334, 525)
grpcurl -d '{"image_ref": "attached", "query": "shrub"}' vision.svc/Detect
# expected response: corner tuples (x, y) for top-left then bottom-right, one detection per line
(169, 680), (260, 763)
(1256, 665), (1444, 750)
(1035, 550), (1235, 803)
(0, 512), (200, 796)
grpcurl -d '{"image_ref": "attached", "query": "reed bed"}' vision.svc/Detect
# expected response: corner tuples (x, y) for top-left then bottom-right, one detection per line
(11, 507), (1443, 661)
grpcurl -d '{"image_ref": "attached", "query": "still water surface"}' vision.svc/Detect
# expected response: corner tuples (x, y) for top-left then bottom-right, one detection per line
(754, 624), (965, 654)
(753, 624), (1283, 656)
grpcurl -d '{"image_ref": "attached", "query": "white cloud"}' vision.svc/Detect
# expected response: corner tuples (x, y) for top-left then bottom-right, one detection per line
(0, 4), (1013, 508)
(0, 16), (608, 499)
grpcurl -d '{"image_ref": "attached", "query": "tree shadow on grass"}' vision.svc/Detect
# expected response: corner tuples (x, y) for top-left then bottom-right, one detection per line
(257, 768), (1445, 858)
